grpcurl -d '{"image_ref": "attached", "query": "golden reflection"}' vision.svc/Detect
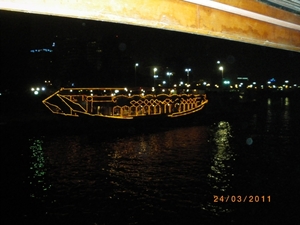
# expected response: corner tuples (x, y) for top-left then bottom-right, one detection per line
(108, 126), (208, 160)
(208, 121), (234, 192)
(282, 97), (290, 129)
(284, 97), (289, 106)
(107, 126), (209, 199)
(203, 121), (235, 216)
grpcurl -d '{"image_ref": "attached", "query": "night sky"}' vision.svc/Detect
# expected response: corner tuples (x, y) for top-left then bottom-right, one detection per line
(1, 10), (299, 90)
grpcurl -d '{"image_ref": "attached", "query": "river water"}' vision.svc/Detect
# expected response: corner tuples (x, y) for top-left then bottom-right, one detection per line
(1, 95), (300, 225)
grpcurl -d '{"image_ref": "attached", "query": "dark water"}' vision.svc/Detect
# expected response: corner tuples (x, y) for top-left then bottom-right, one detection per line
(1, 96), (300, 225)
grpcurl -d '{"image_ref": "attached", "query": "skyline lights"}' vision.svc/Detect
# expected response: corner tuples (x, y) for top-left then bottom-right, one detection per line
(31, 86), (46, 95)
(24, 38), (297, 88)
(16, 38), (300, 91)
(30, 48), (53, 53)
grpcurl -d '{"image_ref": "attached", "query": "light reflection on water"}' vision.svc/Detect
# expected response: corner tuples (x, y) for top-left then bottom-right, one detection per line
(208, 121), (235, 193)
(25, 124), (240, 224)
(28, 137), (51, 201)
(203, 121), (236, 219)
(25, 126), (221, 224)
(22, 97), (300, 224)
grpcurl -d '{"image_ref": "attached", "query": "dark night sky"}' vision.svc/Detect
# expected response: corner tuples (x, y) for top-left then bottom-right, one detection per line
(1, 10), (300, 89)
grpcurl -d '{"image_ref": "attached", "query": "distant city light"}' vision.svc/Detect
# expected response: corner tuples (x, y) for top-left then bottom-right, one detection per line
(31, 86), (46, 93)
(153, 68), (158, 86)
(185, 68), (191, 84)
(237, 77), (249, 80)
(30, 48), (53, 53)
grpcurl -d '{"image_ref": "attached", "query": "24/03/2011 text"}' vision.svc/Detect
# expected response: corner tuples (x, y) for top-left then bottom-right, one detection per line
(213, 195), (271, 203)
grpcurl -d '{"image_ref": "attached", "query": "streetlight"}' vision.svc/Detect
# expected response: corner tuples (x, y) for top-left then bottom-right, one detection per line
(166, 72), (173, 85)
(153, 68), (157, 87)
(134, 63), (139, 86)
(185, 68), (191, 84)
(219, 66), (224, 79)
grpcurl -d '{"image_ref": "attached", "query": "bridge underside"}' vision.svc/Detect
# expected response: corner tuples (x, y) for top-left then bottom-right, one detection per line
(1, 0), (299, 52)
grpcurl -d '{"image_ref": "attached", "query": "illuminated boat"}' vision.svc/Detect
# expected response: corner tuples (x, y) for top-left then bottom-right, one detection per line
(42, 87), (208, 122)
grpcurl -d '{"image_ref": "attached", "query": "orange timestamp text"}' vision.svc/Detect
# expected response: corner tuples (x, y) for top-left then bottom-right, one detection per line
(213, 195), (271, 203)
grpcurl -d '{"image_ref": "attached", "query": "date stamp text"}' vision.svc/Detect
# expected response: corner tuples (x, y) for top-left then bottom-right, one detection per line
(213, 195), (271, 203)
